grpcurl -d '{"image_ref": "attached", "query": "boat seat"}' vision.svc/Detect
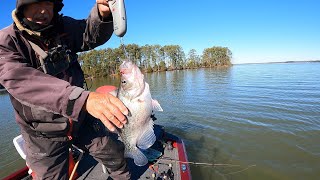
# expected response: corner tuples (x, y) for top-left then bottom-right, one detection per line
(13, 135), (33, 175)
(13, 135), (26, 160)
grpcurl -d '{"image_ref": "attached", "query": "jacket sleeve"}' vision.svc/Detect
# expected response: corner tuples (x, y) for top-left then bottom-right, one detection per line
(64, 4), (114, 52)
(0, 31), (89, 121)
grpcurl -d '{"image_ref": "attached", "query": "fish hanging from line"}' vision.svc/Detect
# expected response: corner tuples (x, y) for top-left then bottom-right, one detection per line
(117, 60), (163, 166)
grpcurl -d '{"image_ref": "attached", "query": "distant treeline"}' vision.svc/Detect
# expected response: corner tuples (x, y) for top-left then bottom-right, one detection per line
(78, 44), (232, 78)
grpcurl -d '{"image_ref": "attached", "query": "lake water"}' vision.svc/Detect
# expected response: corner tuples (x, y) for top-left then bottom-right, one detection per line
(1, 62), (319, 179)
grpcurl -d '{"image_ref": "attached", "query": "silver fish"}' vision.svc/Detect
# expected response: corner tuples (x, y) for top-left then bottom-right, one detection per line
(117, 60), (163, 166)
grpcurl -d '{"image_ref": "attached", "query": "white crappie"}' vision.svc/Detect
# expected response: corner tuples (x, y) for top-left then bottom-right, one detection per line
(117, 60), (163, 166)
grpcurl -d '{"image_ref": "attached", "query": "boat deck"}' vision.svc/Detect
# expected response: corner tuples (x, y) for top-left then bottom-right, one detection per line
(78, 138), (181, 179)
(18, 125), (190, 180)
(77, 125), (186, 179)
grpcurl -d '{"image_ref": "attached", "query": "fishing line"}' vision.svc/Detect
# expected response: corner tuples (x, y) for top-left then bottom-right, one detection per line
(221, 165), (257, 175)
(296, 145), (320, 156)
(158, 157), (242, 167)
(120, 37), (129, 59)
(0, 158), (21, 169)
(153, 157), (256, 176)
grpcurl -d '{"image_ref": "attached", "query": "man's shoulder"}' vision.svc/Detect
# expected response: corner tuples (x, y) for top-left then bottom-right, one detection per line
(0, 24), (13, 32)
(0, 24), (15, 34)
(61, 15), (85, 25)
(59, 15), (86, 35)
(0, 24), (16, 42)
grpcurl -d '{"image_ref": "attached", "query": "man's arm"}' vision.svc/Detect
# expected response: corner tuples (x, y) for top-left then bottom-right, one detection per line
(64, 2), (114, 52)
(0, 29), (127, 131)
(0, 30), (89, 121)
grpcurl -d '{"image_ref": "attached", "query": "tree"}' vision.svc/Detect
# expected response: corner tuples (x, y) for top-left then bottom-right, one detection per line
(201, 46), (232, 67)
(140, 44), (152, 69)
(125, 44), (141, 65)
(79, 44), (232, 78)
(187, 49), (200, 69)
(162, 45), (185, 70)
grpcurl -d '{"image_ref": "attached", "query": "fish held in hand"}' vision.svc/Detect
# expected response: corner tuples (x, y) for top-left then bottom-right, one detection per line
(118, 60), (163, 166)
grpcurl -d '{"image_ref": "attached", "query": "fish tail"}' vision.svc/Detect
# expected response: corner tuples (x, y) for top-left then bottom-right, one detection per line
(125, 148), (148, 166)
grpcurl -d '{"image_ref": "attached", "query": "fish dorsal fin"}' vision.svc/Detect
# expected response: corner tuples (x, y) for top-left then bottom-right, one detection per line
(152, 99), (163, 111)
(125, 148), (148, 166)
(137, 120), (156, 150)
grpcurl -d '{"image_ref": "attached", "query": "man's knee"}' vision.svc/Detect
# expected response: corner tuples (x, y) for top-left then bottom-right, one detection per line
(92, 137), (127, 171)
(23, 133), (70, 180)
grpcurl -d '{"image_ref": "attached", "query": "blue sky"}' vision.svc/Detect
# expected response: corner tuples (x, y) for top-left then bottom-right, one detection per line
(1, 0), (319, 64)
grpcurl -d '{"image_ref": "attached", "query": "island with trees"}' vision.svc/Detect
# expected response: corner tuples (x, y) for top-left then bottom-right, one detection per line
(79, 44), (232, 78)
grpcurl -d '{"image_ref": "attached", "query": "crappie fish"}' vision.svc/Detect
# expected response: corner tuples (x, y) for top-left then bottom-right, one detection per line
(117, 60), (163, 166)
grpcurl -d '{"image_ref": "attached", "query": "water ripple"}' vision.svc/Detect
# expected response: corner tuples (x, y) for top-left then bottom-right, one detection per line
(1, 62), (320, 179)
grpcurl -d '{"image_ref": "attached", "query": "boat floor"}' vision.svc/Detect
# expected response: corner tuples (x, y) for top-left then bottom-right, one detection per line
(77, 145), (180, 179)
(19, 125), (187, 180)
(77, 125), (183, 180)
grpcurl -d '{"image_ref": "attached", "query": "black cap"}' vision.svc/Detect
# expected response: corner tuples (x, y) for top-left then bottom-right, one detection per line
(16, 0), (64, 14)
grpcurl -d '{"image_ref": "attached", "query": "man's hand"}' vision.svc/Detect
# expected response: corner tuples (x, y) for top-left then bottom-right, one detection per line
(85, 92), (128, 131)
(96, 0), (111, 18)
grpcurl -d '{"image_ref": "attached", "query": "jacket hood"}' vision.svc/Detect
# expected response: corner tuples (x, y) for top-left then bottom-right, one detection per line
(12, 9), (41, 37)
(12, 9), (62, 38)
(16, 0), (64, 15)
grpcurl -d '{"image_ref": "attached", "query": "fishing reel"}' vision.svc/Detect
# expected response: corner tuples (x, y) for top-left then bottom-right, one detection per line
(150, 165), (174, 180)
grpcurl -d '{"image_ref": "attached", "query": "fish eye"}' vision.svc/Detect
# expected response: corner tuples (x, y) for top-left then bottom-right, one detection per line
(122, 80), (126, 84)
